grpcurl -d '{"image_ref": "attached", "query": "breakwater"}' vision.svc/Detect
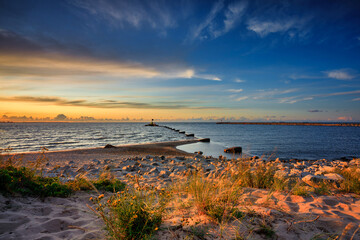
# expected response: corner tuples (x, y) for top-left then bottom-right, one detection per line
(216, 122), (360, 127)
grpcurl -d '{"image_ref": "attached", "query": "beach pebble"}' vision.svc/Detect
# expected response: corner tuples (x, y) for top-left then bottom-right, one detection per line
(92, 159), (101, 165)
(159, 170), (170, 178)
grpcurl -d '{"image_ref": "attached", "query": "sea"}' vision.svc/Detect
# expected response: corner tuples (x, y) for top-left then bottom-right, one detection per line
(1, 122), (359, 160)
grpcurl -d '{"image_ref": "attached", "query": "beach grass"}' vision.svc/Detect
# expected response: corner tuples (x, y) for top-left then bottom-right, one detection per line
(89, 176), (169, 240)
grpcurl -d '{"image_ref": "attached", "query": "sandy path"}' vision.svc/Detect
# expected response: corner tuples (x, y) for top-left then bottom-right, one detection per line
(0, 192), (104, 240)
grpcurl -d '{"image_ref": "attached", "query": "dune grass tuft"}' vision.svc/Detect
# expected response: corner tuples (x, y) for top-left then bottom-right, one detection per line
(89, 176), (169, 240)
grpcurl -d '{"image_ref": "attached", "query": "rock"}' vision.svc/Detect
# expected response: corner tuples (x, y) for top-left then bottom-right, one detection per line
(302, 173), (344, 188)
(103, 159), (113, 164)
(186, 133), (195, 137)
(224, 147), (242, 154)
(318, 165), (336, 173)
(195, 151), (203, 155)
(104, 144), (116, 148)
(199, 138), (210, 142)
(159, 170), (170, 178)
(204, 164), (216, 172)
(149, 167), (159, 174)
(302, 174), (325, 187)
(301, 172), (312, 178)
(60, 166), (76, 178)
(103, 164), (111, 170)
(92, 159), (101, 165)
(324, 173), (344, 182)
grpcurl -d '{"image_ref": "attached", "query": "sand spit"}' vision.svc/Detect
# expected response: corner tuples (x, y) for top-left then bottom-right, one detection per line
(1, 140), (360, 239)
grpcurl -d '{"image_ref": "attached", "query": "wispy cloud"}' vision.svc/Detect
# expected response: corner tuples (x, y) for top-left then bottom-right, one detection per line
(325, 69), (355, 80)
(0, 53), (159, 78)
(353, 98), (360, 101)
(234, 78), (246, 83)
(71, 0), (178, 31)
(187, 0), (246, 42)
(212, 1), (247, 38)
(187, 0), (224, 41)
(308, 109), (323, 113)
(247, 17), (308, 37)
(321, 90), (360, 97)
(0, 96), (222, 110)
(235, 96), (248, 101)
(252, 88), (299, 100)
(227, 89), (243, 93)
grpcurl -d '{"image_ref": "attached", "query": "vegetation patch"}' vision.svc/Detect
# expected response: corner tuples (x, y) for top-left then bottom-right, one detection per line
(0, 165), (72, 197)
(89, 179), (169, 240)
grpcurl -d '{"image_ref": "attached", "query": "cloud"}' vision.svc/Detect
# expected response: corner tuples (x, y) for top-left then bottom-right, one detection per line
(71, 0), (178, 31)
(0, 53), (159, 78)
(0, 29), (220, 82)
(160, 68), (221, 81)
(338, 116), (353, 121)
(278, 96), (313, 104)
(308, 109), (323, 113)
(227, 89), (243, 93)
(0, 96), (221, 110)
(187, 0), (246, 41)
(252, 88), (299, 100)
(235, 96), (248, 101)
(352, 98), (360, 101)
(321, 90), (360, 97)
(234, 78), (246, 83)
(325, 69), (355, 80)
(247, 17), (308, 37)
(212, 1), (247, 38)
(188, 0), (224, 41)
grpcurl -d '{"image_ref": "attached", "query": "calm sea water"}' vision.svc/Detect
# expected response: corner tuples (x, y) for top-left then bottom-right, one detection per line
(1, 122), (359, 160)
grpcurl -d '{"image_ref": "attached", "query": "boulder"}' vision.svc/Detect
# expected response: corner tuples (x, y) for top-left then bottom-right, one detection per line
(199, 138), (210, 142)
(104, 144), (116, 148)
(302, 173), (344, 188)
(324, 173), (344, 182)
(224, 147), (242, 154)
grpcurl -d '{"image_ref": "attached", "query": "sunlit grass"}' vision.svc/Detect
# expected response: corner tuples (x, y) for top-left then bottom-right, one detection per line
(89, 176), (169, 240)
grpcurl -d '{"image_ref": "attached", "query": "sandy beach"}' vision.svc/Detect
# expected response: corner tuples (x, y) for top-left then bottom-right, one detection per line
(1, 140), (360, 239)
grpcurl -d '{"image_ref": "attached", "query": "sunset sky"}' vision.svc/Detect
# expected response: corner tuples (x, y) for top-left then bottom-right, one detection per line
(1, 0), (360, 121)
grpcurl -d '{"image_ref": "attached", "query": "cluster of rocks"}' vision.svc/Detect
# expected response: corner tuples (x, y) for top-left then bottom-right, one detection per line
(40, 153), (360, 189)
(271, 157), (360, 188)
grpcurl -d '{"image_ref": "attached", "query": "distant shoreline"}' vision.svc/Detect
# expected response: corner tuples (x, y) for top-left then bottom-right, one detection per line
(216, 122), (360, 127)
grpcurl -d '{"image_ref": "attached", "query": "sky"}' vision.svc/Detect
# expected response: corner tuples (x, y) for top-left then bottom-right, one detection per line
(0, 0), (360, 122)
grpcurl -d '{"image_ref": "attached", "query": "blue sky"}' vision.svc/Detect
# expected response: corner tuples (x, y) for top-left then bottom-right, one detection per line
(0, 0), (360, 121)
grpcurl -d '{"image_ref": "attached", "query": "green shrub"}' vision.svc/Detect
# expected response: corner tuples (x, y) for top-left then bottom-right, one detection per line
(93, 178), (126, 192)
(0, 166), (72, 197)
